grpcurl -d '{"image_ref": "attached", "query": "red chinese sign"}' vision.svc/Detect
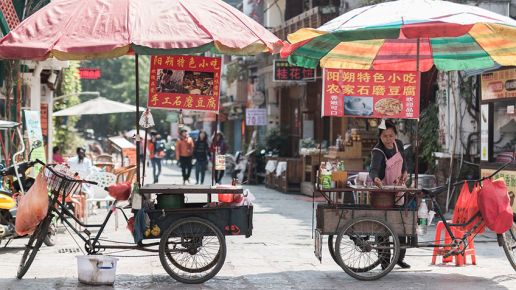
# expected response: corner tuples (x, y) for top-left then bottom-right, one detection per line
(148, 55), (222, 112)
(322, 69), (420, 119)
(78, 68), (101, 79)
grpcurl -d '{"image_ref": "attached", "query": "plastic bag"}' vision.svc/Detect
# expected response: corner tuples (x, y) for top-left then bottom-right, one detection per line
(15, 170), (49, 236)
(478, 178), (513, 234)
(452, 182), (485, 233)
(107, 182), (132, 200)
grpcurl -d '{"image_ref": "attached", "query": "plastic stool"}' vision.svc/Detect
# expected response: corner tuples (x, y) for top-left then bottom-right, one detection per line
(431, 220), (476, 266)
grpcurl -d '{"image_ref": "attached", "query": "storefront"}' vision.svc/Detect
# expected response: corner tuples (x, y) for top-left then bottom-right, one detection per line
(479, 67), (516, 213)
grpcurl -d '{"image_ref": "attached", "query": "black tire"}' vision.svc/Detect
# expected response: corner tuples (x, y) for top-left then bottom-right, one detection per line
(328, 235), (339, 265)
(43, 218), (58, 246)
(17, 214), (52, 279)
(502, 220), (516, 271)
(159, 217), (226, 284)
(335, 217), (400, 281)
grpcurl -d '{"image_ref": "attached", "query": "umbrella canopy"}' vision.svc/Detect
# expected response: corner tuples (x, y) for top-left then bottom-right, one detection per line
(0, 0), (283, 60)
(281, 0), (516, 72)
(53, 97), (144, 116)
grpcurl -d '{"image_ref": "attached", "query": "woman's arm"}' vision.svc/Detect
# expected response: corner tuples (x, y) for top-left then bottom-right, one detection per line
(369, 150), (384, 186)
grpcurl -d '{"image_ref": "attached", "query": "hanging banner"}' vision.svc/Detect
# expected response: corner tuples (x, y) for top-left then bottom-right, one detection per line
(24, 110), (46, 173)
(245, 108), (267, 126)
(273, 60), (316, 82)
(148, 55), (222, 112)
(322, 69), (420, 119)
(481, 67), (516, 101)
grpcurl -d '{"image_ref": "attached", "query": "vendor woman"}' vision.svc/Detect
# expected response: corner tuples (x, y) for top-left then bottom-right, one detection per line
(369, 119), (410, 269)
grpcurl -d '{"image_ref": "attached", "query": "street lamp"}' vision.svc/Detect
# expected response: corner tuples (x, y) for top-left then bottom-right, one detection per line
(48, 91), (100, 162)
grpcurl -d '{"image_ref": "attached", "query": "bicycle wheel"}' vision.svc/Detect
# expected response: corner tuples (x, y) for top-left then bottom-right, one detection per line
(328, 235), (339, 265)
(335, 217), (400, 281)
(159, 217), (226, 284)
(502, 219), (516, 271)
(17, 214), (52, 279)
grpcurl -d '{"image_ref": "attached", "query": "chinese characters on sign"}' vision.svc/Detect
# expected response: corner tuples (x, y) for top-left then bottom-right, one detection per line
(78, 68), (101, 79)
(148, 55), (222, 112)
(481, 68), (516, 101)
(246, 108), (267, 126)
(273, 60), (316, 82)
(322, 69), (420, 119)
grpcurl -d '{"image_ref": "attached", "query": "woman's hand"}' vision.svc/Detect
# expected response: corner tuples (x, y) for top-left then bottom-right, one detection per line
(401, 172), (408, 185)
(374, 177), (383, 187)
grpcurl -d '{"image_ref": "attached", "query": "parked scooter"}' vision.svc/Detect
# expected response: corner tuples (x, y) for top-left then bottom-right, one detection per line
(0, 123), (56, 247)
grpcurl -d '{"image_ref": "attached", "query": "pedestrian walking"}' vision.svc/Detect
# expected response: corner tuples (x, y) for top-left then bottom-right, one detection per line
(148, 131), (165, 183)
(176, 129), (194, 184)
(210, 132), (227, 184)
(193, 130), (210, 184)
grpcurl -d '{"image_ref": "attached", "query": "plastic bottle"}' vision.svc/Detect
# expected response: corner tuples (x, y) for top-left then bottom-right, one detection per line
(417, 199), (429, 235)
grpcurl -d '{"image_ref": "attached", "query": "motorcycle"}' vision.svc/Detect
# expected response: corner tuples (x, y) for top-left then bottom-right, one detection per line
(0, 122), (56, 247)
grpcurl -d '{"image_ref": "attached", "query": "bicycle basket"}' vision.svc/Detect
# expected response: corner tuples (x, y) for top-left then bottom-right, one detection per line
(44, 164), (82, 197)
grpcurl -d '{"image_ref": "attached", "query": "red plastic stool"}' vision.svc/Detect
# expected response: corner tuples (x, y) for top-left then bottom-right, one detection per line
(431, 220), (476, 266)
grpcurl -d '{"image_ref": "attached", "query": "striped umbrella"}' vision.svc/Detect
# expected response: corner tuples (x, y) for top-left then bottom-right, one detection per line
(281, 0), (516, 72)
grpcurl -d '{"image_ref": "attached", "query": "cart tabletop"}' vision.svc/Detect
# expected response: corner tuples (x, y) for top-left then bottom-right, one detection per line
(140, 184), (244, 195)
(317, 185), (422, 193)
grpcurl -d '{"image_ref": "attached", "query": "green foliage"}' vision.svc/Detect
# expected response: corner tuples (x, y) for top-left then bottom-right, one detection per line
(78, 56), (169, 138)
(419, 103), (441, 172)
(54, 61), (84, 154)
(265, 128), (288, 156)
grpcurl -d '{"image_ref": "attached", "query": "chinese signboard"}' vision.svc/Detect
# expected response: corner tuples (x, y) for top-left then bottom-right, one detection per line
(246, 108), (267, 126)
(79, 68), (101, 79)
(481, 68), (516, 101)
(322, 69), (420, 119)
(481, 168), (516, 213)
(273, 60), (316, 82)
(148, 55), (222, 112)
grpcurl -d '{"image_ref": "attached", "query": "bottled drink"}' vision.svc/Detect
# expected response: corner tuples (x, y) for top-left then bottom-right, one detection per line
(417, 199), (429, 235)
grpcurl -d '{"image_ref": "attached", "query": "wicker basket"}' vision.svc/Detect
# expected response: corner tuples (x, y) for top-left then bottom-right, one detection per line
(370, 191), (395, 208)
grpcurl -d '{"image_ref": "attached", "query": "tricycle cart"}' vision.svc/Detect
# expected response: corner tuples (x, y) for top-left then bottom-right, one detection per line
(16, 162), (253, 284)
(314, 162), (516, 281)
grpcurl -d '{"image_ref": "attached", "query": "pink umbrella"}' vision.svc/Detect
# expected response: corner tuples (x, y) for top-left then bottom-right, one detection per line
(0, 0), (282, 187)
(0, 0), (282, 60)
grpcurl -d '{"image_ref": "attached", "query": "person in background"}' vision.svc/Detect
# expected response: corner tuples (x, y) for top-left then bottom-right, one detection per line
(52, 146), (65, 164)
(369, 119), (410, 269)
(210, 132), (227, 184)
(193, 130), (210, 184)
(67, 147), (94, 179)
(176, 129), (194, 184)
(148, 131), (164, 183)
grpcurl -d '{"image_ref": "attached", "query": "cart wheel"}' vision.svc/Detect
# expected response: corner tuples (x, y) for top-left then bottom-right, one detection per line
(159, 217), (226, 284)
(501, 219), (516, 271)
(328, 235), (340, 265)
(335, 217), (400, 281)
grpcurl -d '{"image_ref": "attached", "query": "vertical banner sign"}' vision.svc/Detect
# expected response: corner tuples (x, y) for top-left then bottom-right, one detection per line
(24, 110), (46, 173)
(215, 154), (226, 170)
(480, 104), (489, 161)
(245, 108), (267, 126)
(148, 55), (222, 112)
(481, 68), (516, 101)
(322, 69), (420, 119)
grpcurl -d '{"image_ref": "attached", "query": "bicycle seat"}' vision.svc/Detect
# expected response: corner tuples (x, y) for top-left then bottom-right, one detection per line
(421, 185), (447, 197)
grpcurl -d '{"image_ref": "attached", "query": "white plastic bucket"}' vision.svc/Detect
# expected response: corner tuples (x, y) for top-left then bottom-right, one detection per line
(76, 255), (118, 285)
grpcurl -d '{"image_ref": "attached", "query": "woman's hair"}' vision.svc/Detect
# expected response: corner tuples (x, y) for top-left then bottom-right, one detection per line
(53, 146), (60, 154)
(378, 120), (397, 137)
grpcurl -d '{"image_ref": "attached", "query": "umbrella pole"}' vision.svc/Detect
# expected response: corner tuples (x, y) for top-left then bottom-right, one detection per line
(414, 38), (420, 189)
(142, 129), (148, 185)
(135, 54), (141, 187)
(212, 114), (219, 187)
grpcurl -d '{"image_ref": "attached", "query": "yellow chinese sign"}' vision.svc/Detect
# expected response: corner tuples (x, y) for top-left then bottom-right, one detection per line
(481, 68), (516, 101)
(481, 168), (516, 213)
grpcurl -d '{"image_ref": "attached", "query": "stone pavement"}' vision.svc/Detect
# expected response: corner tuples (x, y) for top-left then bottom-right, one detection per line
(0, 162), (514, 289)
